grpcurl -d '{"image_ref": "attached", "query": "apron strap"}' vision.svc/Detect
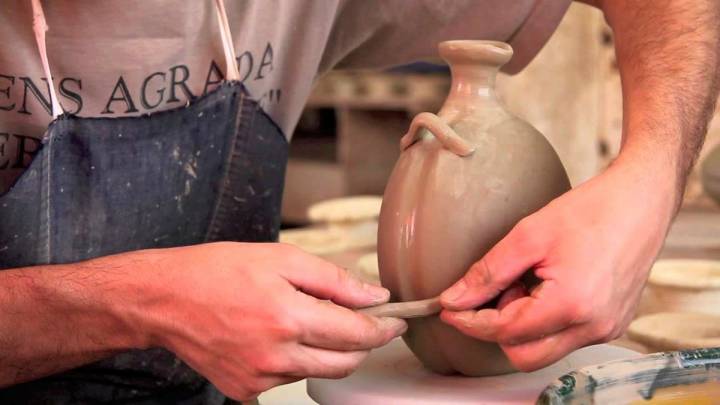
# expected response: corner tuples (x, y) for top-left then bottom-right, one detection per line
(213, 0), (240, 81)
(30, 0), (237, 119)
(30, 0), (63, 118)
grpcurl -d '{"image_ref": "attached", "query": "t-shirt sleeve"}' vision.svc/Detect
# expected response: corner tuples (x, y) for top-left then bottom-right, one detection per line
(320, 0), (572, 75)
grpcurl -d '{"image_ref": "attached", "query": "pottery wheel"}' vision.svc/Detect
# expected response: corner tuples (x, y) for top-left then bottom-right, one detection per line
(307, 339), (637, 404)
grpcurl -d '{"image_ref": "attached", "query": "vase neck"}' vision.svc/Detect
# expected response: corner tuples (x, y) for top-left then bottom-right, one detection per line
(437, 40), (511, 115)
(443, 64), (499, 111)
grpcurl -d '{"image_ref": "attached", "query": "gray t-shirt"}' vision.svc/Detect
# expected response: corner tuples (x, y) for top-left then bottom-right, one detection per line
(0, 0), (570, 191)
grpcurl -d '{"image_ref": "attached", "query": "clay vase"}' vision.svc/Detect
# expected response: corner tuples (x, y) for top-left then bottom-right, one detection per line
(378, 40), (571, 376)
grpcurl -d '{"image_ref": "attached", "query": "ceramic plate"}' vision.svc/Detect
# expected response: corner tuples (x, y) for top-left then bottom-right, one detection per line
(279, 222), (378, 256)
(307, 195), (382, 224)
(664, 211), (720, 249)
(538, 347), (720, 404)
(649, 259), (720, 289)
(355, 252), (379, 281)
(627, 312), (720, 353)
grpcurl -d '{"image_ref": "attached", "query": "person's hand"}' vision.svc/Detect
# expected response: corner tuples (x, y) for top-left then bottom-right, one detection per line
(130, 242), (406, 401)
(439, 155), (677, 371)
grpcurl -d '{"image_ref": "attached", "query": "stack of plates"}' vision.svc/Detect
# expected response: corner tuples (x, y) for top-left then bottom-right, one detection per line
(280, 196), (382, 256)
(631, 259), (720, 352)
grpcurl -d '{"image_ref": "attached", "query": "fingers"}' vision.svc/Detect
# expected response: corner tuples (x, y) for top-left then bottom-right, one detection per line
(497, 282), (528, 310)
(221, 375), (302, 402)
(442, 308), (592, 372)
(500, 325), (591, 372)
(186, 352), (301, 402)
(441, 219), (545, 310)
(296, 295), (407, 351)
(441, 281), (584, 345)
(441, 278), (619, 371)
(289, 345), (371, 379)
(278, 244), (390, 308)
(222, 347), (371, 399)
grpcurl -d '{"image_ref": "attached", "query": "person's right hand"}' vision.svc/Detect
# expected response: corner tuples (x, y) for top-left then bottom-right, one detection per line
(128, 242), (406, 401)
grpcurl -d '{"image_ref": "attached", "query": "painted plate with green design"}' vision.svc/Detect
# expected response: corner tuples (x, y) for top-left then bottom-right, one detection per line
(538, 347), (720, 404)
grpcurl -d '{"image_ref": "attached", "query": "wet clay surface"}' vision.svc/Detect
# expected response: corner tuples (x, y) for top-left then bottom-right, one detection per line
(378, 40), (571, 376)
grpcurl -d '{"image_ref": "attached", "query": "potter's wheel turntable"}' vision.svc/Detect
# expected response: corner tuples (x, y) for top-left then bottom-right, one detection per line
(307, 338), (637, 404)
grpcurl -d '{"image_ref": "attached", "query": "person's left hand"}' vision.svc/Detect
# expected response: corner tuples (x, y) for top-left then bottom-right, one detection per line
(439, 154), (678, 371)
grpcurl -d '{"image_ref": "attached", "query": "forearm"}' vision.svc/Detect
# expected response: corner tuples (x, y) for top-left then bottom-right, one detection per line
(0, 253), (154, 387)
(600, 0), (720, 205)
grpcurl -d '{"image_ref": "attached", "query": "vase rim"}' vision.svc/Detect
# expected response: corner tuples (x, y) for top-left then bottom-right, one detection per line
(439, 40), (513, 67)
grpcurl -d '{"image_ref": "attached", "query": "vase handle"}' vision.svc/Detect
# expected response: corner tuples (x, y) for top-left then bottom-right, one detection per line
(400, 112), (475, 157)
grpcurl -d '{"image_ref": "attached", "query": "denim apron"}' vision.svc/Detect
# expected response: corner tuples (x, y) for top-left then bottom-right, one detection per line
(0, 1), (287, 403)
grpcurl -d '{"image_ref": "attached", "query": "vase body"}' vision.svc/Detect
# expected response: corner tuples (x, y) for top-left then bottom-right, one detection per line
(378, 41), (571, 376)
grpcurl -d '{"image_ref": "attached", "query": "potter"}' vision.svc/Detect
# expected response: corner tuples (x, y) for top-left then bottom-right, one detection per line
(0, 0), (718, 403)
(379, 40), (571, 376)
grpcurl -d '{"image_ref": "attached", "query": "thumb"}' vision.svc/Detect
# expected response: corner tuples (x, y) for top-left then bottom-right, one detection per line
(279, 245), (390, 308)
(440, 219), (544, 310)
